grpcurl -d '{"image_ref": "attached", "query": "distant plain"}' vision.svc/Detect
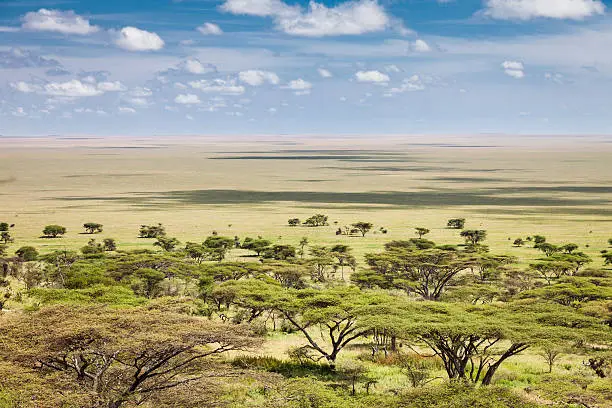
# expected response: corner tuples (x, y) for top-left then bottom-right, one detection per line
(1, 135), (611, 267)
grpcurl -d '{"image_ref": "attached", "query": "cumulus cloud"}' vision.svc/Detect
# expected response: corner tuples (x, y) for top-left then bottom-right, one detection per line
(182, 58), (216, 74)
(114, 27), (164, 51)
(221, 0), (403, 37)
(118, 107), (136, 114)
(96, 81), (126, 92)
(44, 79), (103, 97)
(197, 22), (223, 35)
(238, 70), (280, 86)
(502, 60), (525, 78)
(483, 0), (605, 20)
(283, 78), (312, 95)
(11, 81), (41, 93)
(355, 70), (389, 83)
(175, 93), (202, 104)
(413, 39), (431, 52)
(21, 9), (99, 35)
(388, 74), (426, 94)
(317, 68), (332, 78)
(189, 79), (246, 94)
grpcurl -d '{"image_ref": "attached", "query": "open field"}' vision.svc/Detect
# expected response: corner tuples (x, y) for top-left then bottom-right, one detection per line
(1, 135), (611, 266)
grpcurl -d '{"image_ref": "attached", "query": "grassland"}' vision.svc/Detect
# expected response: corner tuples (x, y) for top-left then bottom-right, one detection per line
(1, 135), (610, 267)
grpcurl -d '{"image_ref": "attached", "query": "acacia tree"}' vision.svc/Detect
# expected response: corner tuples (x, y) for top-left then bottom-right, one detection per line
(42, 224), (66, 238)
(401, 301), (606, 385)
(0, 231), (13, 244)
(357, 248), (474, 300)
(351, 222), (373, 237)
(415, 227), (430, 238)
(272, 287), (397, 369)
(303, 214), (328, 227)
(447, 218), (465, 229)
(241, 237), (272, 256)
(0, 305), (260, 408)
(83, 223), (103, 234)
(460, 230), (487, 245)
(154, 236), (181, 252)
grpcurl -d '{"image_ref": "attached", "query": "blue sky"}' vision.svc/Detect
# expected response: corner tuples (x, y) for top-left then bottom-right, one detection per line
(1, 0), (612, 136)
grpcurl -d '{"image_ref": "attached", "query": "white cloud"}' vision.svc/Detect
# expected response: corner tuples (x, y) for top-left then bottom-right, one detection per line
(97, 81), (126, 92)
(44, 80), (103, 97)
(189, 79), (246, 94)
(502, 60), (525, 78)
(21, 9), (99, 35)
(114, 27), (164, 51)
(175, 93), (202, 104)
(221, 0), (401, 37)
(118, 107), (136, 114)
(11, 81), (41, 93)
(388, 74), (425, 94)
(197, 22), (223, 35)
(355, 70), (389, 83)
(238, 70), (280, 86)
(317, 68), (332, 78)
(413, 39), (431, 52)
(182, 58), (216, 74)
(284, 78), (312, 95)
(483, 0), (605, 20)
(285, 78), (312, 90)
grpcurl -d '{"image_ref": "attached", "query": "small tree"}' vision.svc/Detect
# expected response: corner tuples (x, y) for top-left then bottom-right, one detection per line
(154, 236), (180, 252)
(537, 243), (560, 257)
(561, 243), (578, 254)
(83, 222), (103, 234)
(42, 225), (66, 238)
(352, 222), (373, 237)
(103, 238), (117, 251)
(447, 218), (465, 229)
(415, 227), (430, 238)
(0, 231), (14, 244)
(0, 222), (9, 232)
(15, 246), (38, 262)
(303, 214), (328, 227)
(241, 237), (272, 256)
(288, 218), (300, 226)
(513, 238), (525, 247)
(539, 346), (563, 373)
(460, 230), (487, 245)
(139, 223), (166, 238)
(298, 237), (309, 258)
(533, 235), (547, 246)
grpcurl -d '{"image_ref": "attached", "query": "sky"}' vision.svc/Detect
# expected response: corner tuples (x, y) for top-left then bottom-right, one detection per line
(1, 0), (612, 136)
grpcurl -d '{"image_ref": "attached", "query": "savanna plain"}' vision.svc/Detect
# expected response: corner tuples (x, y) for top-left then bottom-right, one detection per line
(0, 135), (610, 408)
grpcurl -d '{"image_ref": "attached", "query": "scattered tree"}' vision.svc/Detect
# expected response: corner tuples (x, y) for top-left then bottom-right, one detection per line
(139, 223), (166, 238)
(154, 236), (181, 252)
(288, 218), (300, 226)
(352, 222), (373, 237)
(83, 222), (103, 234)
(42, 224), (66, 238)
(303, 214), (328, 227)
(415, 227), (430, 238)
(460, 230), (487, 245)
(447, 218), (465, 229)
(103, 238), (117, 251)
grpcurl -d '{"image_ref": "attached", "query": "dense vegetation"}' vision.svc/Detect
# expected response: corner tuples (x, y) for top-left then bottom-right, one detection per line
(0, 217), (610, 408)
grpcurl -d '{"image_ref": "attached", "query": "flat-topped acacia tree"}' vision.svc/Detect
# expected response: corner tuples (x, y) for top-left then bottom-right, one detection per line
(400, 300), (608, 385)
(0, 305), (260, 408)
(83, 222), (103, 234)
(357, 247), (476, 300)
(42, 224), (66, 238)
